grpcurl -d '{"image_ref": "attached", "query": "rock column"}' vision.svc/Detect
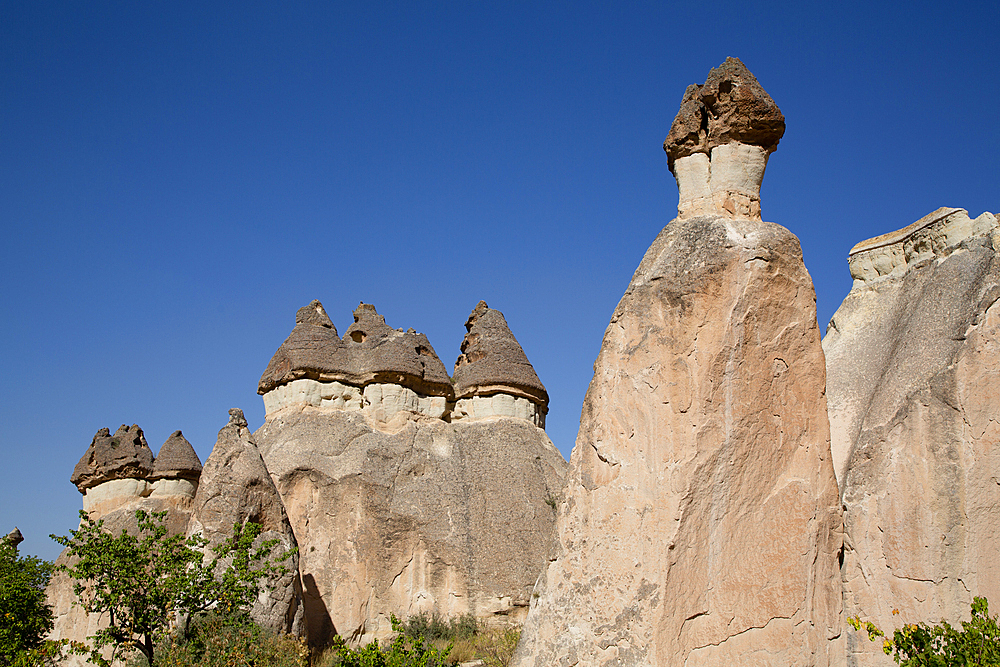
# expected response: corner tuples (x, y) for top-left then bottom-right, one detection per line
(512, 58), (843, 667)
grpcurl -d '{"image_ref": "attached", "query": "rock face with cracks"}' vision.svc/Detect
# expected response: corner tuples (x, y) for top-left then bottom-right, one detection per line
(824, 206), (1000, 667)
(188, 409), (305, 635)
(513, 59), (842, 667)
(253, 300), (566, 647)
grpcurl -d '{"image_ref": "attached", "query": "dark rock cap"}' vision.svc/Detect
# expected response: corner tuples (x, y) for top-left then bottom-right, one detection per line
(150, 430), (203, 482)
(71, 424), (155, 492)
(452, 301), (548, 409)
(663, 57), (785, 172)
(342, 303), (453, 397)
(258, 300), (352, 394)
(259, 301), (453, 399)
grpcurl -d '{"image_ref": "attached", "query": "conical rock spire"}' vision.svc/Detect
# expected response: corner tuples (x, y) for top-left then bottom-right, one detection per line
(150, 430), (203, 481)
(453, 301), (548, 408)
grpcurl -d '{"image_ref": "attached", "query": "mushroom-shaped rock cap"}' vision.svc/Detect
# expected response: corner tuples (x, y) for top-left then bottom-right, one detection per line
(150, 430), (203, 481)
(70, 424), (155, 493)
(343, 303), (453, 397)
(452, 301), (548, 408)
(663, 57), (785, 172)
(258, 299), (352, 394)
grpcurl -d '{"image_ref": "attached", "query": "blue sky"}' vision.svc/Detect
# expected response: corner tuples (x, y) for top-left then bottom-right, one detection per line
(2, 1), (997, 560)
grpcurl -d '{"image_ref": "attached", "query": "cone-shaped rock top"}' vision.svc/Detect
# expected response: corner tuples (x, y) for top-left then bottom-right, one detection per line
(663, 56), (785, 172)
(343, 303), (452, 396)
(71, 424), (155, 492)
(260, 301), (453, 398)
(452, 301), (548, 407)
(150, 430), (203, 481)
(258, 300), (351, 394)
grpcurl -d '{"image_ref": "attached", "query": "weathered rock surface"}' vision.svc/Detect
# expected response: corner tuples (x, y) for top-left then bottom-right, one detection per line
(824, 207), (1000, 666)
(189, 409), (305, 635)
(514, 60), (841, 667)
(260, 302), (454, 418)
(150, 430), (203, 481)
(254, 405), (568, 647)
(71, 424), (155, 492)
(4, 527), (23, 548)
(664, 57), (785, 221)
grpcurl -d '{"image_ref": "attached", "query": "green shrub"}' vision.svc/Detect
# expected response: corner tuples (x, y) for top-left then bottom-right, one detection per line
(849, 596), (1000, 666)
(0, 540), (55, 664)
(132, 612), (307, 667)
(401, 611), (478, 643)
(330, 615), (452, 667)
(474, 625), (521, 667)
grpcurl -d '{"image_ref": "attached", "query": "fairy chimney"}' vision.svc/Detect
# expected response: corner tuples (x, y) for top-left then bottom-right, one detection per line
(663, 56), (785, 220)
(452, 301), (548, 427)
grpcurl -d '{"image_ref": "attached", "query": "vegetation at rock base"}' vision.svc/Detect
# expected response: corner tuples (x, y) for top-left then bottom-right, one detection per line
(849, 596), (1000, 666)
(129, 612), (308, 667)
(0, 539), (58, 665)
(51, 509), (293, 667)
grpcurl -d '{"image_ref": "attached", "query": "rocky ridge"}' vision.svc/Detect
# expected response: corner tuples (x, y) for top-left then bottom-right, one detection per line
(824, 205), (1000, 666)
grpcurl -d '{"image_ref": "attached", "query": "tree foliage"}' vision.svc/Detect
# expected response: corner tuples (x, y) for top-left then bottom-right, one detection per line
(849, 597), (1000, 666)
(0, 540), (55, 664)
(51, 509), (291, 667)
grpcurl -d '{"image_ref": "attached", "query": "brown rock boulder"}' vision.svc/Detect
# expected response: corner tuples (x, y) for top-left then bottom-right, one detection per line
(189, 409), (305, 635)
(824, 207), (1000, 666)
(258, 300), (350, 394)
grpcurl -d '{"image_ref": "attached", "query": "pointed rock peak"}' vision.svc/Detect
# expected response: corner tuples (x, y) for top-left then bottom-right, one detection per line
(664, 57), (784, 170)
(343, 304), (453, 396)
(352, 302), (385, 325)
(70, 424), (155, 492)
(228, 408), (249, 429)
(259, 301), (350, 395)
(296, 300), (335, 331)
(453, 302), (548, 408)
(5, 527), (23, 548)
(151, 430), (203, 481)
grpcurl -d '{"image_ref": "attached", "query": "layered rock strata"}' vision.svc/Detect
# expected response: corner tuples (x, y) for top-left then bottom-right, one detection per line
(254, 300), (567, 647)
(513, 59), (842, 667)
(824, 207), (1000, 666)
(664, 56), (785, 221)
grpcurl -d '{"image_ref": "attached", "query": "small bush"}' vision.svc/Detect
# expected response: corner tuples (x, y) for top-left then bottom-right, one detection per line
(146, 613), (308, 667)
(849, 596), (1000, 666)
(402, 611), (478, 643)
(474, 625), (521, 667)
(330, 615), (452, 667)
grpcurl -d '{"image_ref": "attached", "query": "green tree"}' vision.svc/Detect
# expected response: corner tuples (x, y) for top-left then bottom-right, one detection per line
(0, 540), (55, 664)
(849, 597), (1000, 666)
(51, 509), (291, 667)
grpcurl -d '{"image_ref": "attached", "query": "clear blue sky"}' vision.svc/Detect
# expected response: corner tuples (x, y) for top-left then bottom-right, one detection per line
(2, 1), (997, 560)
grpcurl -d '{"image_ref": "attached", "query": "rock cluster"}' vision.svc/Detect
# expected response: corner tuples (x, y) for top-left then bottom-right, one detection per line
(513, 58), (843, 667)
(663, 56), (785, 221)
(824, 206), (1000, 666)
(254, 300), (566, 646)
(49, 413), (304, 664)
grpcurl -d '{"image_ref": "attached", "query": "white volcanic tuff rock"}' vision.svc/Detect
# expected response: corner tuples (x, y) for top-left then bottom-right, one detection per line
(512, 214), (843, 667)
(253, 406), (568, 648)
(188, 409), (305, 635)
(262, 378), (448, 420)
(823, 207), (1000, 667)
